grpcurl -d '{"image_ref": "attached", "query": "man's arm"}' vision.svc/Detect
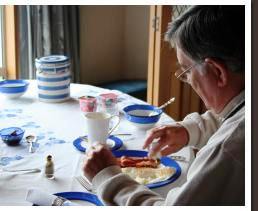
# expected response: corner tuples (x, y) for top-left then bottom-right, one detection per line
(92, 166), (165, 206)
(143, 110), (221, 157)
(178, 110), (221, 149)
(83, 145), (165, 206)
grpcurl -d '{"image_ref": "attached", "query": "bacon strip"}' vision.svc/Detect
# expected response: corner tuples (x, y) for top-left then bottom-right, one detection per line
(117, 156), (160, 168)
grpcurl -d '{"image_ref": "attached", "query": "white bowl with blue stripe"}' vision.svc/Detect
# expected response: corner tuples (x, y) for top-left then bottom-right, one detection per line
(123, 104), (163, 129)
(36, 70), (71, 103)
(0, 80), (29, 99)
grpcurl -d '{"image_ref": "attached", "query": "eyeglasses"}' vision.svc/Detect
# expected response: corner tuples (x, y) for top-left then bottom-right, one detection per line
(174, 62), (199, 83)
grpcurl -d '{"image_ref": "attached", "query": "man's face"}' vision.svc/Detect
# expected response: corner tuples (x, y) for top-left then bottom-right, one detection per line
(176, 47), (218, 110)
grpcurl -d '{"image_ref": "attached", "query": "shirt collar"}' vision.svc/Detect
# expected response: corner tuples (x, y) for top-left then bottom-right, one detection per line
(217, 90), (245, 121)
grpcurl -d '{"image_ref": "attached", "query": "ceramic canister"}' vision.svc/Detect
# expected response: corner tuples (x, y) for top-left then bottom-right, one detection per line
(35, 55), (71, 103)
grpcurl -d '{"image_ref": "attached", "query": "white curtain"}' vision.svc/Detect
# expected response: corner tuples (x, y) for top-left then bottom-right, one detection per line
(18, 5), (81, 83)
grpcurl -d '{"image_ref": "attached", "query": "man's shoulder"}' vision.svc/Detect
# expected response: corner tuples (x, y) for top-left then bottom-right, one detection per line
(222, 107), (245, 146)
(221, 119), (245, 167)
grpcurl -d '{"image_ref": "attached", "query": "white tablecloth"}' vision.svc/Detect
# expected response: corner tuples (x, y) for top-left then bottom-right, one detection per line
(0, 80), (194, 205)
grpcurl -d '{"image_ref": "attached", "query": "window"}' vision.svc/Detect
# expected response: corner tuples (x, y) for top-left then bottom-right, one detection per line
(172, 5), (190, 19)
(0, 5), (5, 80)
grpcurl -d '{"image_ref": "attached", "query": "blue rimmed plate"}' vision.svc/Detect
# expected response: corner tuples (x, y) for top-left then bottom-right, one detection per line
(112, 150), (181, 189)
(73, 135), (123, 153)
(54, 192), (103, 206)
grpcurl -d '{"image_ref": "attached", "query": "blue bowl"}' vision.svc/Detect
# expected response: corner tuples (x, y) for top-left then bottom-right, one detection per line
(123, 104), (163, 129)
(0, 127), (25, 146)
(0, 80), (29, 99)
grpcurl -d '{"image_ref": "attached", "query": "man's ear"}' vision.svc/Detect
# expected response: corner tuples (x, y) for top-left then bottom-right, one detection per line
(204, 58), (228, 87)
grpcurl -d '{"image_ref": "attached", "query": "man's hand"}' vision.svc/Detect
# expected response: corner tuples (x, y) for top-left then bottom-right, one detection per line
(143, 123), (189, 157)
(82, 144), (119, 182)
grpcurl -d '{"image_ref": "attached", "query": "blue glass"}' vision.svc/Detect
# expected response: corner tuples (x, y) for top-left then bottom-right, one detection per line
(0, 127), (25, 146)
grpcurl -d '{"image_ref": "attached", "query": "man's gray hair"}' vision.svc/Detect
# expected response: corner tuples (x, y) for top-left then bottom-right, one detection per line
(165, 6), (245, 73)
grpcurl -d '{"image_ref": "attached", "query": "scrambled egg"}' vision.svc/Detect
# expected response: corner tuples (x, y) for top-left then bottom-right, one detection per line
(121, 165), (175, 185)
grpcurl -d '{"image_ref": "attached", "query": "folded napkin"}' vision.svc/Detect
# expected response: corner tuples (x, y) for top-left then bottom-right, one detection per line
(26, 189), (78, 206)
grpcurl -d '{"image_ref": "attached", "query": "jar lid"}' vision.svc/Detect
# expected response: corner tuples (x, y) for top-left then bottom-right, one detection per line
(47, 155), (53, 160)
(35, 55), (69, 64)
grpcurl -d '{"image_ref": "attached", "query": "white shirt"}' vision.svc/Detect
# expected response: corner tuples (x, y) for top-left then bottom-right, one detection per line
(92, 91), (245, 205)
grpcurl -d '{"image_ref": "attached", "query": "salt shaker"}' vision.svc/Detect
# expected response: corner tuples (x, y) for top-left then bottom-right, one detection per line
(44, 155), (54, 179)
(148, 141), (161, 159)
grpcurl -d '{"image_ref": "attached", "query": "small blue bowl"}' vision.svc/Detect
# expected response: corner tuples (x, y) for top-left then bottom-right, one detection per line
(123, 104), (163, 129)
(0, 80), (29, 99)
(0, 127), (25, 146)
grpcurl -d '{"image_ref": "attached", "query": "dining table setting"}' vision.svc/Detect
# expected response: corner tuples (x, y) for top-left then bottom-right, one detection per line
(0, 79), (195, 206)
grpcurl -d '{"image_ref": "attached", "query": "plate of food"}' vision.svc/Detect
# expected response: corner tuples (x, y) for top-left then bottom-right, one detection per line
(73, 135), (123, 153)
(54, 192), (103, 206)
(113, 150), (181, 189)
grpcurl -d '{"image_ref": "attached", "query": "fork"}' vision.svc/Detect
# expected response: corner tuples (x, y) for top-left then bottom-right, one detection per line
(76, 176), (93, 192)
(169, 155), (187, 162)
(1, 168), (41, 173)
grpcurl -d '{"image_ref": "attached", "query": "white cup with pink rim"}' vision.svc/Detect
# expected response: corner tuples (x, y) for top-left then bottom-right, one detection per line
(84, 112), (120, 146)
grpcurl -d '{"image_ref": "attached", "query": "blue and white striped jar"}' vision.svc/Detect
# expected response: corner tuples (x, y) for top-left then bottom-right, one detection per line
(35, 55), (71, 103)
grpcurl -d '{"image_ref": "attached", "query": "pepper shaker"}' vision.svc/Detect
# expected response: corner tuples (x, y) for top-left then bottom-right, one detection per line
(44, 155), (54, 179)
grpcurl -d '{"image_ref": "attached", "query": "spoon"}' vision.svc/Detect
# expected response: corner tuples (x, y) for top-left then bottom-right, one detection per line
(149, 97), (176, 116)
(10, 130), (18, 136)
(25, 135), (37, 153)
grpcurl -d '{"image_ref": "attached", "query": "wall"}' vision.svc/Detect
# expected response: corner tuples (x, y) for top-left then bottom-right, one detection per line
(80, 6), (124, 84)
(79, 6), (149, 85)
(123, 6), (150, 79)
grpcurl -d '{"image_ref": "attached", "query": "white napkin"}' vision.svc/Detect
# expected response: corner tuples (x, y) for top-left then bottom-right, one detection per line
(26, 189), (78, 206)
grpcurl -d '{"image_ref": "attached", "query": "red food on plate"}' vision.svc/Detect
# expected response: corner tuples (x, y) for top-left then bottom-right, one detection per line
(117, 156), (160, 168)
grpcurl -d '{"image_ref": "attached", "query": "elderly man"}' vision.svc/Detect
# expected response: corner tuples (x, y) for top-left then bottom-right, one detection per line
(82, 5), (245, 205)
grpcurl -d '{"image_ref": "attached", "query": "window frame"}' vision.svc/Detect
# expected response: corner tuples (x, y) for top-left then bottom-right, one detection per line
(2, 5), (19, 79)
(0, 5), (5, 79)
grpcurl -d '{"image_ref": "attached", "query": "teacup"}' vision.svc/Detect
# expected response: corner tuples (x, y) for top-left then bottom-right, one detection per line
(84, 112), (120, 146)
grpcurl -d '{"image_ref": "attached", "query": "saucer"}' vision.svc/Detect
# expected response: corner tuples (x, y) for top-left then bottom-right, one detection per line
(73, 135), (123, 152)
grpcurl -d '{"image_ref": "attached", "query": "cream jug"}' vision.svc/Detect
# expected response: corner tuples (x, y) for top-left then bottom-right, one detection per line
(84, 112), (120, 146)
